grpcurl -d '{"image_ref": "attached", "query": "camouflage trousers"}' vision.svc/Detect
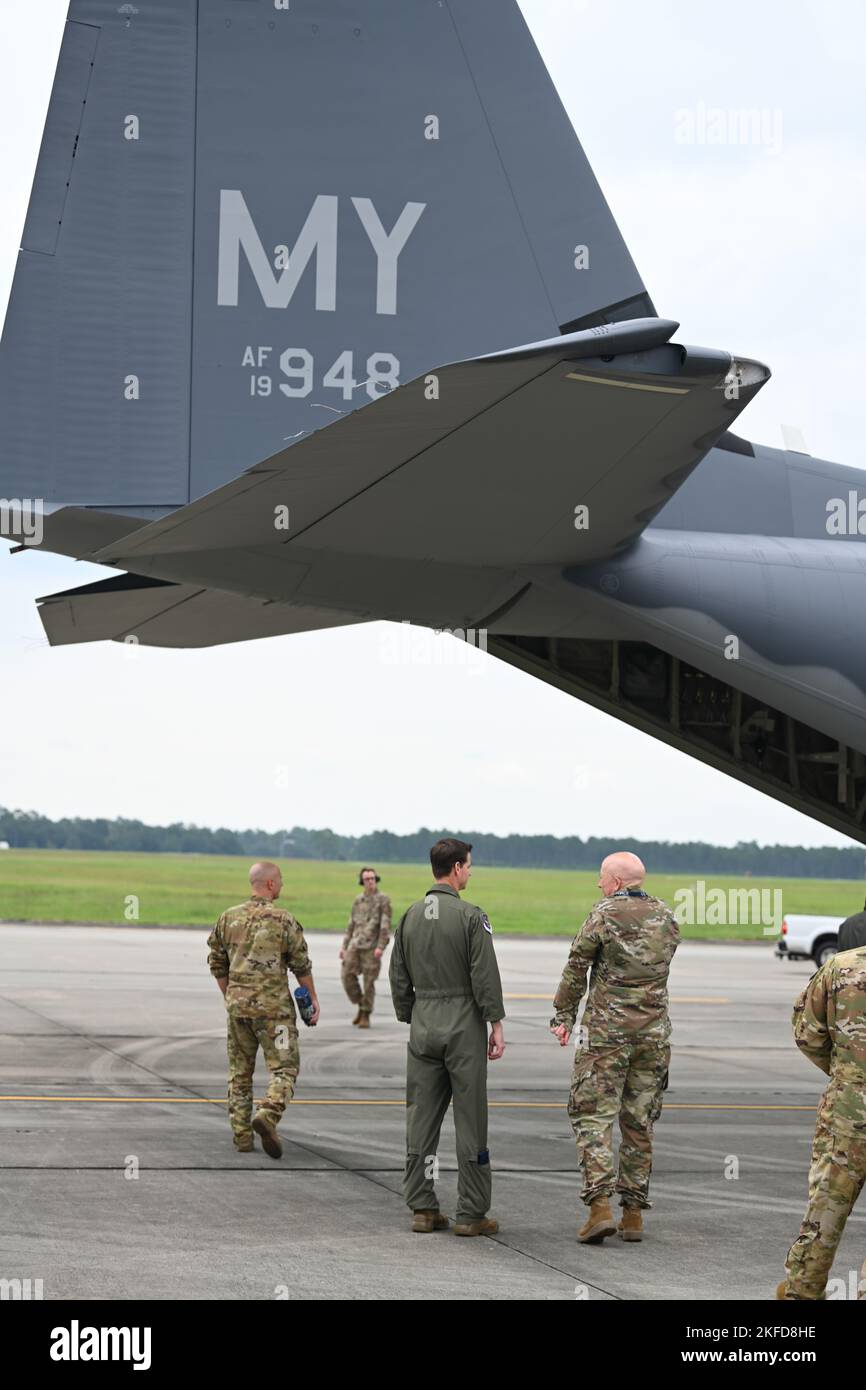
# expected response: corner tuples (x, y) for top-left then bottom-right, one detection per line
(341, 945), (381, 1015)
(567, 1038), (669, 1209)
(226, 1015), (300, 1141)
(784, 1120), (866, 1299)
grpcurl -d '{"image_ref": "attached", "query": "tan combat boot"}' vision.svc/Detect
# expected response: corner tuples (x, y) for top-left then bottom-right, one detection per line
(618, 1207), (643, 1242)
(351, 1009), (362, 1025)
(356, 1012), (370, 1029)
(578, 1198), (617, 1244)
(412, 1209), (450, 1233)
(453, 1217), (499, 1237)
(252, 1113), (283, 1160)
(233, 1135), (254, 1153)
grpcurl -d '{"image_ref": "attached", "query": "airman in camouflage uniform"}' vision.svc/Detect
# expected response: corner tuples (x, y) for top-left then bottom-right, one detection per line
(208, 861), (319, 1159)
(778, 946), (866, 1299)
(550, 851), (680, 1244)
(340, 867), (391, 1028)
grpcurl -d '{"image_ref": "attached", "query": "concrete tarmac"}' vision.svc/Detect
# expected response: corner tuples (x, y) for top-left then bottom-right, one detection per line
(1, 924), (862, 1301)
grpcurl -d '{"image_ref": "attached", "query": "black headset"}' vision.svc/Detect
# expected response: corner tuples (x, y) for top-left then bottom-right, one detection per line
(358, 867), (381, 885)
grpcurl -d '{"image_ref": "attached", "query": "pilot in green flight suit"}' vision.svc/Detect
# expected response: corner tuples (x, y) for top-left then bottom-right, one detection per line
(389, 837), (506, 1236)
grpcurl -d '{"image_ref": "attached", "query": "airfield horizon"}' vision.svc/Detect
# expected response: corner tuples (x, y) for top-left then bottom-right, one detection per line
(0, 849), (861, 940)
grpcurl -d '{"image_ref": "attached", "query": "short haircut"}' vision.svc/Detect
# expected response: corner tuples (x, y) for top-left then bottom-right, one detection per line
(430, 837), (473, 879)
(249, 860), (279, 886)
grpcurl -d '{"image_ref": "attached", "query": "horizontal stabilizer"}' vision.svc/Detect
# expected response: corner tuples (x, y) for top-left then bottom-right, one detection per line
(90, 322), (768, 590)
(0, 506), (156, 557)
(37, 573), (362, 649)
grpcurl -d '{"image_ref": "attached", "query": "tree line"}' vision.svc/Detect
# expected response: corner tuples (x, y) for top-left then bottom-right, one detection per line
(1, 806), (864, 879)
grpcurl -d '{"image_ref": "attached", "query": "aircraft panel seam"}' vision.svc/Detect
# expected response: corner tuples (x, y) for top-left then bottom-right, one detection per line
(271, 359), (573, 551)
(186, 0), (200, 506)
(20, 20), (103, 259)
(107, 355), (567, 561)
(442, 0), (559, 332)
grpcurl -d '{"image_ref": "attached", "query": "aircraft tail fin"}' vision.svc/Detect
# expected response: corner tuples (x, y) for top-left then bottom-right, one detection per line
(1, 0), (653, 511)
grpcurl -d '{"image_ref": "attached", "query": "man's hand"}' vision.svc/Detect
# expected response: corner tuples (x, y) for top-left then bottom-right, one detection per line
(550, 1022), (571, 1047)
(488, 1021), (505, 1061)
(338, 948), (344, 961)
(374, 947), (383, 960)
(215, 976), (228, 996)
(297, 974), (320, 1026)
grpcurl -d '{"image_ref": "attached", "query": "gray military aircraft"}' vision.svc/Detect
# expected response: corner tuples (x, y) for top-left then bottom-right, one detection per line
(2, 0), (864, 842)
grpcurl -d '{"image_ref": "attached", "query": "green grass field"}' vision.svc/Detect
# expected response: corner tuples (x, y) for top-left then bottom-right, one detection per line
(0, 849), (860, 939)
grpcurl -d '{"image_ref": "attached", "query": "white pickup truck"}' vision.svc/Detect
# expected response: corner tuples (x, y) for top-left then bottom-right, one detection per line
(775, 915), (840, 967)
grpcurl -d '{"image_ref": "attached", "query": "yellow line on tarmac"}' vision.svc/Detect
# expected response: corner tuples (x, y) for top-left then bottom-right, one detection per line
(0, 1095), (230, 1104)
(666, 1104), (817, 1111)
(671, 997), (732, 1004)
(0, 1096), (816, 1111)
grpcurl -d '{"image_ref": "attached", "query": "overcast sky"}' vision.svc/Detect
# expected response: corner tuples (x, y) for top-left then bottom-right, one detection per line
(1, 0), (864, 849)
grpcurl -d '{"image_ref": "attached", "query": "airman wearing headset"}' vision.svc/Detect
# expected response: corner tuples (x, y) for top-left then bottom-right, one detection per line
(339, 867), (392, 1029)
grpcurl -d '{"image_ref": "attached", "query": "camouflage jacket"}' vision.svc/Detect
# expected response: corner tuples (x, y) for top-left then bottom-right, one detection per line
(343, 891), (391, 952)
(792, 946), (866, 1138)
(207, 896), (312, 1019)
(552, 890), (680, 1046)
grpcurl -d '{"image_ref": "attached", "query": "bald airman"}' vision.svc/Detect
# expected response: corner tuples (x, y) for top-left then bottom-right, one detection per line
(207, 861), (319, 1158)
(550, 852), (680, 1243)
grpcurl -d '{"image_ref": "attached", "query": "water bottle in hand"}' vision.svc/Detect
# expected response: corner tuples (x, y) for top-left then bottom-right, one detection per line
(295, 986), (316, 1026)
